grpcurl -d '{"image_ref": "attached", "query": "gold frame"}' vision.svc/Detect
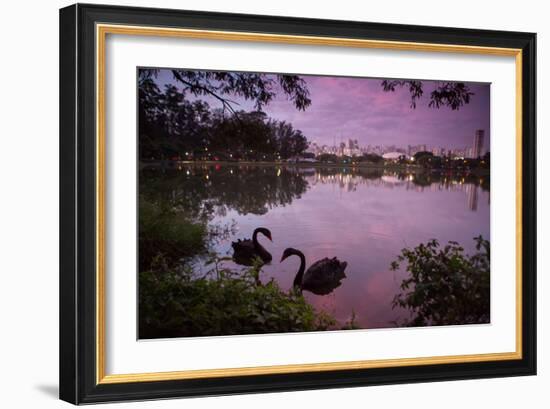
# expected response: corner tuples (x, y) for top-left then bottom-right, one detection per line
(95, 23), (523, 385)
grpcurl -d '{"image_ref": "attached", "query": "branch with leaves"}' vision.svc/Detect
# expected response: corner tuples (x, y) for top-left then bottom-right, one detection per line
(381, 80), (475, 110)
(139, 68), (311, 114)
(390, 236), (490, 327)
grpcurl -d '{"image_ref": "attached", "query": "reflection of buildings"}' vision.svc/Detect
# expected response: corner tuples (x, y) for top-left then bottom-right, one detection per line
(466, 184), (479, 211)
(472, 129), (485, 158)
(308, 170), (488, 212)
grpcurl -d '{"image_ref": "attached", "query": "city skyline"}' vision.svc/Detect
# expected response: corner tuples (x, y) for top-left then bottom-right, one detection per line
(154, 69), (491, 151)
(306, 129), (487, 159)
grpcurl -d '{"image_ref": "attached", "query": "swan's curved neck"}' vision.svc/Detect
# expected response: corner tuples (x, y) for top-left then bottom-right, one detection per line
(252, 229), (261, 247)
(293, 251), (306, 288)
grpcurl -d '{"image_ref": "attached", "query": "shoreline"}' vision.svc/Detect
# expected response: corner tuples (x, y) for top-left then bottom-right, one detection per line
(140, 160), (490, 175)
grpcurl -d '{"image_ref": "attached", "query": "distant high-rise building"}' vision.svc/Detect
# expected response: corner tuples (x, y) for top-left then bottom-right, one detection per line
(472, 129), (485, 158)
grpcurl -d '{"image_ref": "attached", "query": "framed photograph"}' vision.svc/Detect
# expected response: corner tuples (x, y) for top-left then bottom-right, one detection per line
(59, 3), (536, 404)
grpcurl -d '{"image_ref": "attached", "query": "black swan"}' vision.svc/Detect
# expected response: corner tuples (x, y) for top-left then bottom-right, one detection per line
(280, 248), (347, 295)
(231, 227), (273, 265)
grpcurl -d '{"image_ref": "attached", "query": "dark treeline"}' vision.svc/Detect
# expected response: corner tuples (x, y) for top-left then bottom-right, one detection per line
(316, 151), (490, 172)
(139, 72), (310, 161)
(410, 150), (490, 171)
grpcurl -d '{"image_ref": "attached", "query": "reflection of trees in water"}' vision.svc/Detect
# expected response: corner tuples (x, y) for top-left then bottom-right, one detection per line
(140, 165), (310, 270)
(305, 167), (489, 199)
(141, 165), (489, 220)
(405, 172), (489, 192)
(140, 165), (310, 220)
(308, 167), (384, 192)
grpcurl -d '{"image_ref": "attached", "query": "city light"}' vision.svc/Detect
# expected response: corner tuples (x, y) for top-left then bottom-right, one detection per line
(306, 130), (486, 162)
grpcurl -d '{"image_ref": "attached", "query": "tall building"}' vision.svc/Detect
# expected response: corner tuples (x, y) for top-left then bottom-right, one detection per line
(472, 129), (485, 158)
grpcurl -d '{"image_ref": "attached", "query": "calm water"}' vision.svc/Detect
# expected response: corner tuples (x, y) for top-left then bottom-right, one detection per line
(142, 164), (490, 329)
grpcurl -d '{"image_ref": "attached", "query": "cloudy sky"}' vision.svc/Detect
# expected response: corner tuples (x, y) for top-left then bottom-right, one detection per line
(153, 69), (490, 151)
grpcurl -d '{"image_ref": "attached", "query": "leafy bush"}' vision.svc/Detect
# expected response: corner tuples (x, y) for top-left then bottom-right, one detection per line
(139, 257), (336, 338)
(390, 236), (490, 327)
(139, 198), (207, 271)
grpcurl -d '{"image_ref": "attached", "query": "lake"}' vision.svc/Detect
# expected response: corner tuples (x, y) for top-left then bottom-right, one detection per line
(140, 163), (490, 330)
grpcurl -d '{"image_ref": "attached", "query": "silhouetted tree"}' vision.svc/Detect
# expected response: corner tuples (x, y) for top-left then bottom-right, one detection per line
(139, 81), (212, 159)
(381, 80), (474, 110)
(273, 121), (309, 159)
(139, 68), (311, 113)
(317, 153), (338, 163)
(360, 153), (384, 163)
(139, 69), (312, 160)
(413, 151), (434, 167)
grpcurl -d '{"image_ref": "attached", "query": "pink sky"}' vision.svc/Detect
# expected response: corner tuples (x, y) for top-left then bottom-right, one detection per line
(154, 69), (490, 151)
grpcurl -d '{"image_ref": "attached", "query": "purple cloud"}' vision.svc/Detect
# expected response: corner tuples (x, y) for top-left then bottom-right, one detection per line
(153, 69), (490, 151)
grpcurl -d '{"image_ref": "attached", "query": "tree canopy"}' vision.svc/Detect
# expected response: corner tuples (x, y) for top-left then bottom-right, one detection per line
(138, 69), (311, 160)
(139, 68), (311, 113)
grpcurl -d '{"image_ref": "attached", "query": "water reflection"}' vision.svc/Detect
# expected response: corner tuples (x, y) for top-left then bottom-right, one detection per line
(140, 164), (490, 328)
(141, 165), (488, 214)
(141, 165), (309, 218)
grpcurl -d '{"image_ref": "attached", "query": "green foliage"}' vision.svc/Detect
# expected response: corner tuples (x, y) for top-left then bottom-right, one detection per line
(139, 258), (336, 338)
(390, 236), (490, 327)
(139, 198), (208, 271)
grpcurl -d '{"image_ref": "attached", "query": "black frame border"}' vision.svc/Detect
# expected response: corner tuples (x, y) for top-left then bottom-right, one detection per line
(60, 3), (536, 404)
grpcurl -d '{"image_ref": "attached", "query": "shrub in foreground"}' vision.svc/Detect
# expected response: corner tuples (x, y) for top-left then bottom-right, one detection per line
(390, 236), (490, 327)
